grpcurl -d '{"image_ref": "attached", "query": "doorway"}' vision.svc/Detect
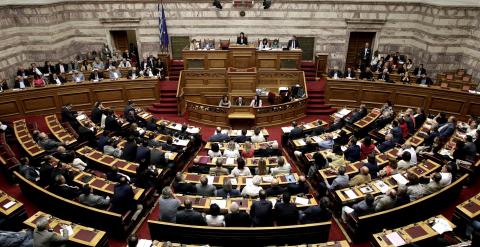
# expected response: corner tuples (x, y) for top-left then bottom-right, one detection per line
(110, 30), (137, 54)
(345, 32), (376, 70)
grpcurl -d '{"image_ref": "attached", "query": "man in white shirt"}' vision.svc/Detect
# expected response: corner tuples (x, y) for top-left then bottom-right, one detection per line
(72, 71), (84, 83)
(397, 142), (417, 165)
(270, 157), (291, 176)
(250, 128), (266, 143)
(109, 66), (121, 80)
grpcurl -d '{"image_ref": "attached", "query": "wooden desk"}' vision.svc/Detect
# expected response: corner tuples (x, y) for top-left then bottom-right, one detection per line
(371, 215), (455, 247)
(0, 189), (27, 230)
(45, 115), (77, 145)
(181, 172), (300, 187)
(194, 156), (285, 168)
(24, 211), (108, 247)
(204, 140), (278, 151)
(73, 171), (145, 201)
(325, 79), (480, 120)
(0, 78), (159, 119)
(13, 119), (45, 157)
(281, 119), (328, 135)
(452, 192), (480, 235)
(76, 146), (140, 176)
(76, 113), (103, 136)
(156, 120), (201, 135)
(354, 108), (381, 129)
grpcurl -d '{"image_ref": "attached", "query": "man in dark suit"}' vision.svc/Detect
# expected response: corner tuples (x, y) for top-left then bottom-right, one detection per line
(16, 65), (30, 78)
(91, 102), (104, 124)
(105, 110), (122, 133)
(173, 173), (196, 195)
(124, 100), (135, 118)
(250, 190), (273, 226)
(77, 123), (97, 145)
(55, 61), (69, 74)
(347, 104), (367, 124)
(328, 67), (343, 78)
(89, 69), (103, 81)
(50, 174), (80, 200)
(176, 199), (207, 226)
(359, 66), (374, 80)
(287, 175), (309, 195)
(121, 136), (137, 162)
(287, 35), (300, 49)
(233, 129), (250, 143)
(377, 134), (396, 153)
(288, 121), (304, 140)
(19, 157), (40, 182)
(416, 74), (433, 85)
(43, 61), (56, 74)
(344, 137), (361, 162)
(413, 64), (427, 77)
(111, 177), (136, 213)
(208, 127), (229, 142)
(265, 178), (286, 197)
(344, 67), (356, 79)
(60, 104), (79, 129)
(390, 120), (404, 144)
(378, 69), (391, 82)
(236, 32), (248, 45)
(225, 202), (251, 227)
(439, 116), (456, 138)
(358, 42), (372, 69)
(14, 75), (31, 89)
(135, 140), (151, 164)
(274, 192), (299, 226)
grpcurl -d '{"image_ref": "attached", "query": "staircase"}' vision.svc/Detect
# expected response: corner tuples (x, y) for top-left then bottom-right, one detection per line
(301, 60), (317, 83)
(169, 60), (184, 81)
(147, 81), (179, 115)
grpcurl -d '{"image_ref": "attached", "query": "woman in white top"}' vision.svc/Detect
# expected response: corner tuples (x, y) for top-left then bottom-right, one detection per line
(230, 158), (252, 177)
(205, 203), (225, 227)
(223, 141), (240, 159)
(241, 175), (262, 198)
(258, 38), (270, 50)
(250, 95), (262, 108)
(207, 143), (223, 158)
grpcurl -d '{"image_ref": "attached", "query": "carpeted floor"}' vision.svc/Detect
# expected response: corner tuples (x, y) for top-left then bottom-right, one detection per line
(2, 110), (479, 247)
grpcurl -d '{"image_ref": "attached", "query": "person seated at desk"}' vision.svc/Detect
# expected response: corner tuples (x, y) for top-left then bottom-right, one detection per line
(378, 68), (391, 82)
(216, 179), (241, 198)
(288, 35), (300, 50)
(300, 196), (332, 224)
(258, 38), (270, 50)
(413, 64), (426, 77)
(109, 66), (121, 80)
(72, 70), (84, 83)
(196, 176), (216, 196)
(33, 216), (69, 247)
(51, 73), (65, 85)
(416, 74), (433, 86)
(209, 127), (229, 142)
(118, 58), (132, 68)
(17, 65), (30, 78)
(190, 39), (200, 50)
(341, 194), (375, 223)
(233, 96), (245, 106)
(218, 95), (231, 107)
(209, 159), (229, 176)
(344, 67), (356, 79)
(14, 75), (30, 89)
(225, 202), (251, 227)
(173, 173), (196, 195)
(346, 104), (367, 124)
(401, 70), (411, 83)
(270, 157), (291, 176)
(176, 199), (207, 226)
(89, 69), (103, 82)
(206, 203), (225, 227)
(250, 95), (263, 107)
(231, 157), (252, 177)
(250, 127), (266, 143)
(359, 66), (374, 80)
(127, 67), (139, 79)
(250, 190), (273, 226)
(241, 175), (262, 198)
(50, 174), (81, 200)
(236, 32), (248, 45)
(328, 66), (343, 79)
(32, 74), (45, 87)
(111, 177), (143, 221)
(271, 39), (280, 49)
(159, 187), (181, 223)
(274, 192), (299, 226)
(79, 184), (110, 209)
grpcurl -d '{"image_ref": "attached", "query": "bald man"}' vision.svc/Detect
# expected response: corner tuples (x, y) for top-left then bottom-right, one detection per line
(348, 166), (371, 186)
(265, 178), (286, 197)
(373, 189), (397, 212)
(33, 216), (68, 247)
(377, 133), (396, 153)
(225, 202), (251, 227)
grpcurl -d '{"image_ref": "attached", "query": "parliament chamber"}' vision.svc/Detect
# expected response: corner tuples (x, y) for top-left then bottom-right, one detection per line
(0, 0), (480, 247)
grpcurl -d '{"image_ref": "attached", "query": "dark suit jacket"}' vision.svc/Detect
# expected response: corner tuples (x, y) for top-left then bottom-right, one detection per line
(50, 184), (80, 200)
(344, 144), (361, 162)
(173, 182), (196, 195)
(344, 70), (356, 78)
(121, 141), (138, 162)
(359, 48), (372, 61)
(265, 186), (286, 197)
(391, 127), (403, 144)
(233, 135), (250, 143)
(287, 182), (309, 195)
(328, 70), (343, 78)
(208, 133), (229, 142)
(176, 209), (207, 226)
(60, 107), (77, 125)
(17, 69), (29, 77)
(236, 37), (248, 45)
(413, 68), (426, 76)
(105, 116), (122, 133)
(250, 199), (273, 226)
(360, 71), (374, 80)
(287, 39), (300, 49)
(377, 140), (396, 153)
(89, 72), (103, 81)
(300, 205), (331, 224)
(91, 107), (103, 124)
(135, 146), (151, 163)
(274, 202), (299, 226)
(14, 80), (31, 88)
(439, 123), (455, 137)
(111, 183), (135, 213)
(43, 65), (56, 74)
(415, 113), (426, 127)
(78, 126), (96, 143)
(55, 63), (68, 73)
(225, 212), (251, 227)
(289, 127), (303, 140)
(124, 105), (134, 118)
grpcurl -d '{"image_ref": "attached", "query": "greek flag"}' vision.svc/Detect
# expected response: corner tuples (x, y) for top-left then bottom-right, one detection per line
(158, 3), (169, 51)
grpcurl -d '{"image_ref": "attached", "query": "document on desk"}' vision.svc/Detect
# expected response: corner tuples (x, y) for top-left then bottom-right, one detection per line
(137, 239), (153, 247)
(262, 175), (273, 183)
(359, 186), (373, 194)
(295, 197), (309, 206)
(211, 199), (227, 209)
(281, 127), (293, 133)
(392, 174), (409, 185)
(2, 201), (16, 209)
(375, 180), (390, 194)
(226, 158), (235, 165)
(174, 139), (189, 146)
(187, 127), (200, 134)
(296, 139), (306, 146)
(432, 218), (453, 234)
(344, 189), (358, 199)
(312, 136), (323, 143)
(385, 231), (406, 246)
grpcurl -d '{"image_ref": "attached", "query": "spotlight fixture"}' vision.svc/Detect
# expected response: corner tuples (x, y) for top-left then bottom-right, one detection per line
(263, 0), (272, 9)
(213, 0), (223, 9)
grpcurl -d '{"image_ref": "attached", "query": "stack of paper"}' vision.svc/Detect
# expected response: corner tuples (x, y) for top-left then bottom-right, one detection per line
(207, 176), (214, 185)
(432, 218), (453, 234)
(312, 136), (323, 143)
(281, 127), (293, 133)
(385, 232), (406, 246)
(392, 174), (409, 185)
(137, 240), (153, 247)
(344, 189), (358, 199)
(2, 201), (16, 209)
(375, 180), (390, 193)
(359, 186), (373, 194)
(187, 127), (200, 134)
(295, 197), (309, 206)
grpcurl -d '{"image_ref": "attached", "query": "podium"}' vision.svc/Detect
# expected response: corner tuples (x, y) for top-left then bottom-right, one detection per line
(228, 107), (255, 129)
(227, 67), (257, 96)
(228, 45), (256, 68)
